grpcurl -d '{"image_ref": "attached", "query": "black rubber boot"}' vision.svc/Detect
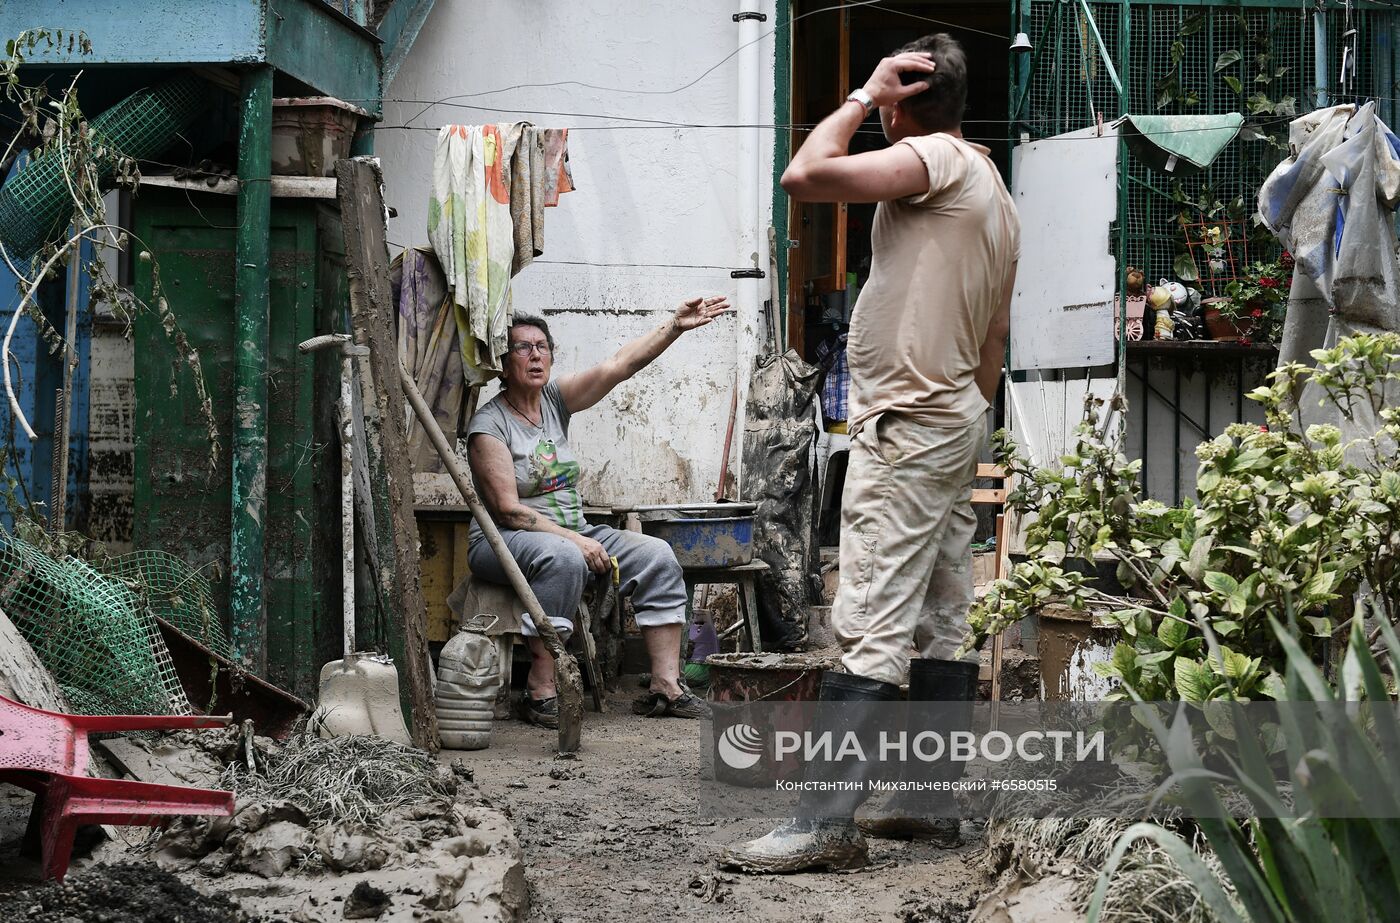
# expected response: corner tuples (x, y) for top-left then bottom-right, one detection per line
(856, 658), (978, 846)
(719, 670), (900, 874)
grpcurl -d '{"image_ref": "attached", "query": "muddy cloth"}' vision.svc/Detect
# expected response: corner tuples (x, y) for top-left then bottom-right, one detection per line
(740, 350), (822, 649)
(429, 123), (574, 386)
(506, 124), (574, 274)
(393, 246), (464, 472)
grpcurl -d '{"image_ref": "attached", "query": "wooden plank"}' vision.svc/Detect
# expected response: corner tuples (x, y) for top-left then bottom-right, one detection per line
(336, 157), (439, 752)
(418, 518), (456, 643)
(971, 488), (1008, 505)
(975, 464), (1006, 479)
(140, 174), (339, 199)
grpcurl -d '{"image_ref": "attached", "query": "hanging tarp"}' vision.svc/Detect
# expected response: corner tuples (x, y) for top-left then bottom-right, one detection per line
(1122, 113), (1243, 175)
(1260, 102), (1400, 349)
(740, 350), (821, 650)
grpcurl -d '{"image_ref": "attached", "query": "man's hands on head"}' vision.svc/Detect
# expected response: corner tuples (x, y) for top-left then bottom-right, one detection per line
(862, 52), (936, 108)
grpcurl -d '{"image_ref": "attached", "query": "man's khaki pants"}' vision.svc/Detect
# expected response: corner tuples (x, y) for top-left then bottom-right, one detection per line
(832, 412), (985, 687)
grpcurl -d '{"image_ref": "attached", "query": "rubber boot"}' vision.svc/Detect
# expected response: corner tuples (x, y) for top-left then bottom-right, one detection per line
(856, 658), (978, 846)
(718, 671), (901, 874)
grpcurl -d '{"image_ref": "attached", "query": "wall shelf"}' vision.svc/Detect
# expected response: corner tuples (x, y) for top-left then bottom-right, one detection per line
(1127, 339), (1280, 359)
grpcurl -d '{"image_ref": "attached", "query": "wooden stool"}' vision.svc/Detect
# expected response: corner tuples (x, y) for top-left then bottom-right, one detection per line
(680, 559), (768, 659)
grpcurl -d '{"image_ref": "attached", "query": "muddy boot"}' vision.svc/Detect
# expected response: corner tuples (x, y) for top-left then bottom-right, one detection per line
(855, 658), (978, 846)
(719, 671), (900, 874)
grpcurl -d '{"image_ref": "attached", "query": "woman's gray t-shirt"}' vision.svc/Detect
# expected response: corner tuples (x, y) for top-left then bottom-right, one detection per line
(466, 381), (585, 534)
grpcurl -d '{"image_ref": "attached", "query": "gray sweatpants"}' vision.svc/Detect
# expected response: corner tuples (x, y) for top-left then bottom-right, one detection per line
(467, 524), (687, 636)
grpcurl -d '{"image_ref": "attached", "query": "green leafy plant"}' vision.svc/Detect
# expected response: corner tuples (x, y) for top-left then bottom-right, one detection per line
(1088, 615), (1400, 923)
(1216, 256), (1293, 344)
(964, 334), (1400, 704)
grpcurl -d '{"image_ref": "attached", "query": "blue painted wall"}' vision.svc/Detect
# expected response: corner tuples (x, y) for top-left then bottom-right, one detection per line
(0, 164), (92, 533)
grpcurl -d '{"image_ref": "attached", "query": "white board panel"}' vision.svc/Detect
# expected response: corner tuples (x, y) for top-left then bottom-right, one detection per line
(1009, 127), (1118, 371)
(1006, 374), (1121, 470)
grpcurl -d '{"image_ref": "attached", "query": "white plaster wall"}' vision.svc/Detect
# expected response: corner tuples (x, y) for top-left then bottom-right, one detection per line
(377, 0), (778, 506)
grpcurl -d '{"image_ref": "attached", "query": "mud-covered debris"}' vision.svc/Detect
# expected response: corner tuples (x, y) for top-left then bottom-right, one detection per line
(220, 733), (458, 827)
(342, 881), (392, 920)
(687, 872), (735, 904)
(0, 862), (249, 922)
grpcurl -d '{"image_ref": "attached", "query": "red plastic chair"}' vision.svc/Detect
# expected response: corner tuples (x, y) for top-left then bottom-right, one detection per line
(0, 693), (236, 880)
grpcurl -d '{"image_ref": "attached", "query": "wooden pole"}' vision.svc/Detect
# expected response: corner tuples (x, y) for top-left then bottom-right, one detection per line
(400, 365), (585, 754)
(336, 157), (439, 752)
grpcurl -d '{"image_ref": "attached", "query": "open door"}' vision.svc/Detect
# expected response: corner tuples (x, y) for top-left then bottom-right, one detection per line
(786, 2), (1013, 363)
(787, 2), (849, 357)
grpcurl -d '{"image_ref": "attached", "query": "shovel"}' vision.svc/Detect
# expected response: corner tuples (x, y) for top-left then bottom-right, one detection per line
(399, 364), (584, 755)
(300, 334), (411, 745)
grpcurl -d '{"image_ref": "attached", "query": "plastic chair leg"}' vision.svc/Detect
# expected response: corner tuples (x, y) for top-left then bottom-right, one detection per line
(37, 774), (234, 881)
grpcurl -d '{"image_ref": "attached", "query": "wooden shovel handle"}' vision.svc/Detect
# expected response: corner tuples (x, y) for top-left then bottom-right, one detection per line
(398, 364), (569, 660)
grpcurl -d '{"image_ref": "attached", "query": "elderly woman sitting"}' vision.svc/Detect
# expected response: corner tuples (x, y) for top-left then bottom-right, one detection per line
(466, 297), (731, 728)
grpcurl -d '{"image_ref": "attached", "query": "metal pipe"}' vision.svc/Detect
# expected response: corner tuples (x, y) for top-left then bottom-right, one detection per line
(1314, 9), (1329, 110)
(733, 2), (767, 499)
(230, 65), (273, 673)
(51, 241), (81, 533)
(298, 334), (368, 659)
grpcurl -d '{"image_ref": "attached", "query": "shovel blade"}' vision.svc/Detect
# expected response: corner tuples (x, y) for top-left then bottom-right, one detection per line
(313, 653), (413, 745)
(554, 652), (585, 755)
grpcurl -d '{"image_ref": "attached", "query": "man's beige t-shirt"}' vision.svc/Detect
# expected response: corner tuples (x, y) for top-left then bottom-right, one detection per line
(846, 133), (1020, 434)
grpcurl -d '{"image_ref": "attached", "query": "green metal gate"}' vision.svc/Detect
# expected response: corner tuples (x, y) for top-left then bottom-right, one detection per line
(1010, 0), (1400, 505)
(132, 190), (344, 698)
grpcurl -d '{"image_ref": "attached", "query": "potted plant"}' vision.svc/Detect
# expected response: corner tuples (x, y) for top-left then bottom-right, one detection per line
(1207, 255), (1292, 342)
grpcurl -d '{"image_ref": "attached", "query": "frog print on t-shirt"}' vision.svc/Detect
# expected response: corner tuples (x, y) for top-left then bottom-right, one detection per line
(528, 437), (582, 527)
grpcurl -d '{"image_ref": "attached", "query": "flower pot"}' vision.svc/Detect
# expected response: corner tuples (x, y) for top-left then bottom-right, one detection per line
(1203, 305), (1254, 341)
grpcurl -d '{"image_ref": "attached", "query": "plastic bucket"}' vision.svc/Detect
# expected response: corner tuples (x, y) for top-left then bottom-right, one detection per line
(270, 96), (367, 177)
(706, 653), (831, 787)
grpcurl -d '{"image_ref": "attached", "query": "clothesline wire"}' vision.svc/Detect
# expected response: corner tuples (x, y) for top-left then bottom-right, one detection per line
(381, 0), (1014, 129)
(370, 116), (1297, 144)
(531, 259), (739, 270)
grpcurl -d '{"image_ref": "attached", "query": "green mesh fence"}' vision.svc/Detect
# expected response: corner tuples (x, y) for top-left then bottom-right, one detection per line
(0, 72), (209, 260)
(1021, 0), (1400, 286)
(0, 533), (231, 716)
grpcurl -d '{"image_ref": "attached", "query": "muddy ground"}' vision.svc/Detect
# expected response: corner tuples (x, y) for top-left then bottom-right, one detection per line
(465, 682), (991, 923)
(0, 685), (992, 923)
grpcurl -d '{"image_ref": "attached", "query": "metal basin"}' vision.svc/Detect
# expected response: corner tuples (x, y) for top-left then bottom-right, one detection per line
(635, 503), (755, 568)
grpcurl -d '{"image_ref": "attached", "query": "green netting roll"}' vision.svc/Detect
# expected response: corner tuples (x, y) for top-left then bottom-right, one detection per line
(0, 72), (210, 261)
(0, 533), (232, 716)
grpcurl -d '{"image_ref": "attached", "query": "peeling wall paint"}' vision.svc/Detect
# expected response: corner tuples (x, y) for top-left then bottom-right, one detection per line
(86, 323), (135, 551)
(377, 0), (777, 506)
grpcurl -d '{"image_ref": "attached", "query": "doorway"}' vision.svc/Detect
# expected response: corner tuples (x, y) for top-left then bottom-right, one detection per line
(786, 0), (1012, 367)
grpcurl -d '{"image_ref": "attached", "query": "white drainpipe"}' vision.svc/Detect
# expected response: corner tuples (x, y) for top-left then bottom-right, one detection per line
(733, 2), (770, 498)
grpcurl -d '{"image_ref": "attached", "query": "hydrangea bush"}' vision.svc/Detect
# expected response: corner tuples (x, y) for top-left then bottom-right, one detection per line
(964, 334), (1400, 702)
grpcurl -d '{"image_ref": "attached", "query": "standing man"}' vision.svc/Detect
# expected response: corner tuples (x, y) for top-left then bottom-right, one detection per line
(721, 34), (1020, 873)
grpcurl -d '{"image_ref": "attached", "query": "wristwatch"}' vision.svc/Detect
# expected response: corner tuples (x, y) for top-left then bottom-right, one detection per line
(845, 88), (876, 116)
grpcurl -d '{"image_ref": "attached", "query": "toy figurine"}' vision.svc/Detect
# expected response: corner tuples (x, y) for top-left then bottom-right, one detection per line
(1149, 280), (1174, 340)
